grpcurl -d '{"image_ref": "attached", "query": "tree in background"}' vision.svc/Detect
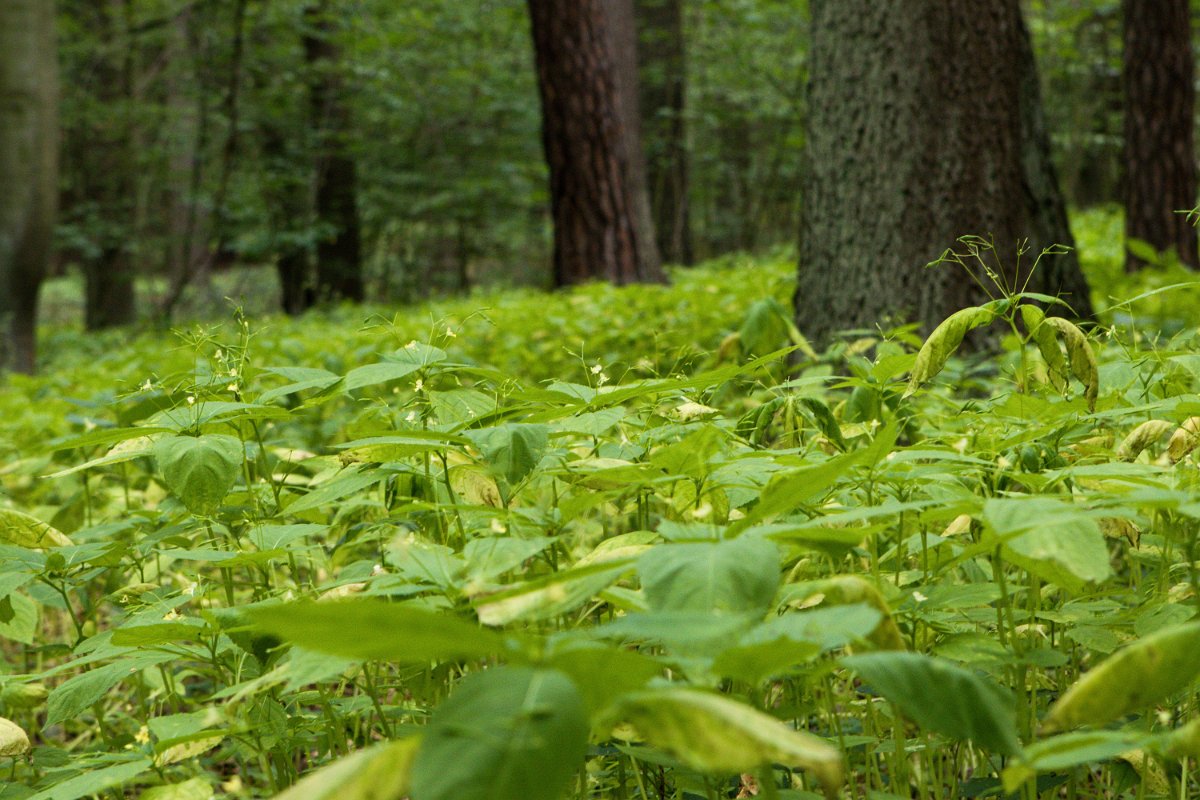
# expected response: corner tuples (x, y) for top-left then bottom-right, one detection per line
(62, 0), (138, 330)
(0, 0), (57, 373)
(527, 0), (660, 286)
(1122, 0), (1197, 271)
(796, 0), (1092, 345)
(306, 0), (364, 303)
(637, 0), (691, 265)
(604, 0), (661, 279)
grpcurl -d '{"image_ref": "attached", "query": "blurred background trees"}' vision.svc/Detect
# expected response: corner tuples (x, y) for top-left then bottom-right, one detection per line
(1, 0), (1193, 367)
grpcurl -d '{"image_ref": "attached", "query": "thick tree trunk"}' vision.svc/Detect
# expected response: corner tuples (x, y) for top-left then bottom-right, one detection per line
(1122, 0), (1197, 271)
(796, 0), (1092, 346)
(604, 0), (662, 280)
(305, 1), (364, 303)
(636, 0), (692, 265)
(528, 0), (655, 286)
(0, 0), (57, 373)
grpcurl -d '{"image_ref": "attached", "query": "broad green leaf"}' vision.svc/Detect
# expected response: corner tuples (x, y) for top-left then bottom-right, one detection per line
(1001, 731), (1150, 793)
(26, 758), (153, 800)
(139, 777), (214, 800)
(1041, 621), (1200, 734)
(153, 434), (243, 515)
(638, 536), (780, 617)
(545, 642), (663, 719)
(1158, 717), (1200, 759)
(844, 652), (1022, 755)
(983, 498), (1111, 591)
(257, 366), (341, 404)
(249, 599), (504, 662)
(285, 467), (386, 514)
(342, 360), (423, 392)
(734, 448), (867, 531)
(1040, 317), (1099, 411)
(463, 536), (554, 582)
(618, 688), (843, 797)
(467, 423), (550, 487)
(272, 739), (418, 800)
(783, 575), (906, 651)
(0, 716), (29, 756)
(905, 306), (996, 395)
(409, 667), (588, 800)
(46, 654), (176, 727)
(0, 592), (38, 644)
(0, 508), (71, 548)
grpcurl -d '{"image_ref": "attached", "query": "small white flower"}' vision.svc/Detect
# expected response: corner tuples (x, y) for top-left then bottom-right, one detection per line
(141, 379), (153, 392)
(162, 609), (182, 622)
(229, 368), (238, 378)
(405, 411), (418, 423)
(405, 340), (418, 349)
(372, 564), (386, 576)
(591, 363), (604, 374)
(186, 395), (196, 405)
(597, 373), (609, 386)
(445, 326), (457, 338)
(912, 591), (928, 603)
(414, 378), (424, 392)
(490, 518), (507, 534)
(226, 383), (238, 393)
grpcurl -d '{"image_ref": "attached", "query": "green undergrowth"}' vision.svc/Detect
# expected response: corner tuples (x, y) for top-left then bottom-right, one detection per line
(1, 245), (1200, 800)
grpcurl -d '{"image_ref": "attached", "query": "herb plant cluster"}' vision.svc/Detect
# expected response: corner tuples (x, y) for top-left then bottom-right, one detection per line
(2, 246), (1200, 800)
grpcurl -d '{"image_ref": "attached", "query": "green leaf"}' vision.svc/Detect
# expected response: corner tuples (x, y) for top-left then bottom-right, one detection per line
(474, 560), (635, 626)
(1019, 305), (1068, 390)
(272, 739), (418, 800)
(618, 688), (843, 797)
(0, 508), (71, 548)
(905, 306), (996, 395)
(545, 642), (662, 719)
(139, 777), (215, 800)
(0, 592), (38, 644)
(467, 423), (550, 487)
(0, 716), (30, 756)
(983, 498), (1111, 591)
(734, 448), (867, 531)
(844, 652), (1022, 755)
(286, 467), (385, 514)
(638, 536), (780, 617)
(153, 434), (243, 515)
(409, 667), (589, 800)
(1040, 317), (1099, 411)
(46, 654), (175, 727)
(1041, 621), (1200, 734)
(25, 760), (153, 800)
(1001, 731), (1150, 793)
(249, 599), (505, 662)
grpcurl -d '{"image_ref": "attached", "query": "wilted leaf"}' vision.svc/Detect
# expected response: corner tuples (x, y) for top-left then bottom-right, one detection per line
(905, 306), (996, 395)
(1041, 621), (1200, 734)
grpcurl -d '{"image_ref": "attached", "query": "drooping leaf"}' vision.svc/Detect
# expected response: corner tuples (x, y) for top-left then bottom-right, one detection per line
(1041, 621), (1200, 734)
(617, 688), (843, 798)
(1115, 420), (1174, 461)
(844, 652), (1022, 755)
(249, 600), (505, 663)
(1040, 317), (1099, 411)
(409, 667), (588, 800)
(783, 575), (906, 651)
(1001, 731), (1151, 793)
(272, 739), (418, 800)
(0, 716), (30, 756)
(46, 654), (176, 727)
(1020, 305), (1068, 390)
(905, 306), (996, 395)
(0, 508), (71, 548)
(153, 434), (244, 515)
(25, 758), (153, 800)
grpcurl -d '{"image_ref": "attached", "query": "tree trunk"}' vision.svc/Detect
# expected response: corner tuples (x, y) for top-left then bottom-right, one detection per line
(636, 0), (692, 265)
(796, 0), (1092, 346)
(604, 0), (662, 280)
(81, 0), (137, 330)
(1122, 0), (1197, 271)
(305, 0), (364, 303)
(0, 0), (57, 374)
(528, 0), (655, 286)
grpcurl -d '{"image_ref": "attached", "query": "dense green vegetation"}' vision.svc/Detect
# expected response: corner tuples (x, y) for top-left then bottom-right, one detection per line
(2, 211), (1200, 799)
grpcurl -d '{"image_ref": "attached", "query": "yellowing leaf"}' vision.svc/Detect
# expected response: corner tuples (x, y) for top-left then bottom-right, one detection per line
(1115, 419), (1174, 461)
(905, 306), (996, 396)
(0, 716), (30, 756)
(0, 508), (71, 548)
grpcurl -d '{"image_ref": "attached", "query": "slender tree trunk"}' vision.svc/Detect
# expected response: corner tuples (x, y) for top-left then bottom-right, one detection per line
(306, 0), (364, 303)
(636, 0), (692, 265)
(1122, 0), (1197, 270)
(528, 0), (656, 286)
(796, 0), (1092, 346)
(604, 0), (662, 280)
(0, 0), (57, 373)
(84, 0), (137, 331)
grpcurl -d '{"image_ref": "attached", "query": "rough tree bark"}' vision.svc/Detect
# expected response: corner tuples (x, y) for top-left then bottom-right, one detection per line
(796, 0), (1093, 346)
(528, 0), (657, 286)
(306, 0), (364, 303)
(0, 0), (57, 373)
(636, 0), (692, 265)
(604, 0), (662, 280)
(1122, 0), (1197, 270)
